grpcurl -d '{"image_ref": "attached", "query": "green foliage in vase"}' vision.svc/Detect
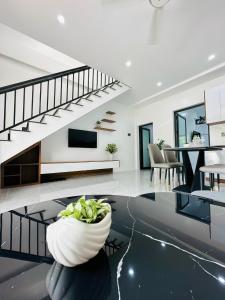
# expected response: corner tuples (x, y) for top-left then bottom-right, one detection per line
(105, 143), (118, 154)
(58, 196), (110, 224)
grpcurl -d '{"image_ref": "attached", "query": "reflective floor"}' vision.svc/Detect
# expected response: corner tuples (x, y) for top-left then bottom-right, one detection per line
(0, 170), (175, 213)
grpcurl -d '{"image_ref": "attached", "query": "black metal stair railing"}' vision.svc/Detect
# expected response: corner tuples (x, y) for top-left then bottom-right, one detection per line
(0, 65), (121, 138)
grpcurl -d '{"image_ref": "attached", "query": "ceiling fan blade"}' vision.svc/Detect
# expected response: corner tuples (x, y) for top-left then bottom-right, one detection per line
(148, 7), (164, 45)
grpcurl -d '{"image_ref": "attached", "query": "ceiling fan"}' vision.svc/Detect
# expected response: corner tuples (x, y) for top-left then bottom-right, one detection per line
(149, 0), (170, 8)
(148, 0), (170, 45)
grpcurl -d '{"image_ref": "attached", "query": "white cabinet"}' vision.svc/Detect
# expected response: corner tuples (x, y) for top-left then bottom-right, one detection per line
(205, 87), (221, 124)
(205, 84), (225, 124)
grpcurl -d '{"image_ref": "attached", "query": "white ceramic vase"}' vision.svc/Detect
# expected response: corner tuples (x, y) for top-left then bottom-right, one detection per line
(108, 153), (114, 160)
(46, 210), (112, 267)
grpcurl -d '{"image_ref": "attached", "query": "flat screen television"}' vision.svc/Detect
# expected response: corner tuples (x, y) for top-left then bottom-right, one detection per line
(68, 129), (97, 148)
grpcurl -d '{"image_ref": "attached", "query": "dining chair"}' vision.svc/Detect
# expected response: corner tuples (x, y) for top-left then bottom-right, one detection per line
(200, 164), (225, 190)
(163, 144), (184, 183)
(148, 144), (183, 185)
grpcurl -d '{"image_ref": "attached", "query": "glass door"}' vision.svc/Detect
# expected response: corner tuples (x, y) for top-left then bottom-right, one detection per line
(139, 125), (152, 169)
(175, 113), (187, 147)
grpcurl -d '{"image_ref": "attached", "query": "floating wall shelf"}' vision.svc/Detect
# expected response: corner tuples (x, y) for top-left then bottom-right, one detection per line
(94, 127), (116, 132)
(106, 111), (116, 115)
(94, 111), (116, 132)
(101, 118), (116, 123)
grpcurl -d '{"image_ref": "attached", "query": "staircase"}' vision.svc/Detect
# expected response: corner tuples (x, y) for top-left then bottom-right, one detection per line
(0, 66), (129, 164)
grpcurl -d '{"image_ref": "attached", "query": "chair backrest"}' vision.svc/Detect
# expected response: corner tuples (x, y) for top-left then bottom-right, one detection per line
(163, 144), (178, 163)
(148, 144), (165, 166)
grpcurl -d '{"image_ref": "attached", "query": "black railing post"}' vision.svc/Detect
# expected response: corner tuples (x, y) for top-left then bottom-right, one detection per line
(31, 85), (34, 118)
(23, 88), (26, 121)
(82, 70), (85, 95)
(96, 70), (99, 90)
(78, 72), (80, 97)
(92, 69), (94, 91)
(100, 73), (103, 88)
(3, 93), (7, 131)
(13, 90), (16, 126)
(66, 75), (69, 102)
(60, 77), (63, 105)
(53, 79), (56, 108)
(72, 73), (75, 99)
(87, 69), (90, 92)
(39, 83), (42, 114)
(47, 80), (49, 110)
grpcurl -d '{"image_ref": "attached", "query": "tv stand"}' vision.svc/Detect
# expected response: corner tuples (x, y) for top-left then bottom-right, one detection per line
(41, 160), (119, 182)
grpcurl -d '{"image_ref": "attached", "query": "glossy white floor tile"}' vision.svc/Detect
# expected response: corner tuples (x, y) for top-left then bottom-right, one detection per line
(0, 170), (176, 213)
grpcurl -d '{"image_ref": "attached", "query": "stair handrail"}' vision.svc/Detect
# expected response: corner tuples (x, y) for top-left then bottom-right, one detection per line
(0, 64), (118, 134)
(0, 65), (90, 94)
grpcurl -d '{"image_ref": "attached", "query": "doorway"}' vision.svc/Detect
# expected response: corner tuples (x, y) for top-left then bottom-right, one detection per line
(174, 103), (210, 166)
(174, 103), (209, 148)
(139, 123), (153, 169)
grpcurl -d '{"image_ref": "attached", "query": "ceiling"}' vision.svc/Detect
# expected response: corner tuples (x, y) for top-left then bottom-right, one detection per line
(0, 0), (225, 104)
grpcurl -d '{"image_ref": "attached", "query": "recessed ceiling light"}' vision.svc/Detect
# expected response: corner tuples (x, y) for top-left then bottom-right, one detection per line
(125, 60), (132, 68)
(157, 81), (162, 87)
(57, 15), (65, 25)
(208, 54), (216, 61)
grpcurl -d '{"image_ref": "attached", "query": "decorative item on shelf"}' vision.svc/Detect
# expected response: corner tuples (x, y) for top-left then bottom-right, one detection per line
(94, 111), (116, 132)
(46, 196), (111, 267)
(190, 135), (205, 147)
(105, 143), (118, 160)
(157, 139), (165, 150)
(195, 116), (206, 125)
(96, 120), (102, 128)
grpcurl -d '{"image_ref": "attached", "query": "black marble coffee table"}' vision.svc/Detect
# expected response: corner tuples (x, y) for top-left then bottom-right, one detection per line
(1, 193), (225, 299)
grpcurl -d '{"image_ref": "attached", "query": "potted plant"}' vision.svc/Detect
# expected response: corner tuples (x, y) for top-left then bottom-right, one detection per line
(46, 196), (111, 267)
(96, 120), (102, 128)
(157, 139), (165, 150)
(105, 143), (118, 160)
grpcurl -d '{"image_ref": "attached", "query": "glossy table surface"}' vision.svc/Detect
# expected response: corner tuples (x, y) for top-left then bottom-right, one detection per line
(1, 192), (225, 300)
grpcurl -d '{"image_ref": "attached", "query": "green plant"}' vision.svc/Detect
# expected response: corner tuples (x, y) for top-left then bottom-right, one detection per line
(157, 139), (165, 150)
(58, 196), (110, 224)
(105, 143), (118, 154)
(96, 120), (101, 125)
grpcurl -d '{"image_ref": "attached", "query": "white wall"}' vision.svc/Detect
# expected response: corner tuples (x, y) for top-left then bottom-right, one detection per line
(0, 22), (83, 79)
(41, 96), (135, 172)
(0, 24), (111, 137)
(0, 23), (84, 134)
(134, 73), (225, 169)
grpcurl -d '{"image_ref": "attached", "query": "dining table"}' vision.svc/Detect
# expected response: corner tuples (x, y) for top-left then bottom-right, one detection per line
(164, 146), (222, 193)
